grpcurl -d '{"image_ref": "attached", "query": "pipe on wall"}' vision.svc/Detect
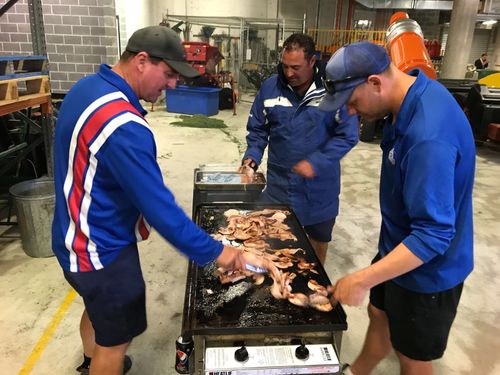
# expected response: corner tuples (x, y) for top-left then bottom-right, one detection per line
(335, 0), (343, 30)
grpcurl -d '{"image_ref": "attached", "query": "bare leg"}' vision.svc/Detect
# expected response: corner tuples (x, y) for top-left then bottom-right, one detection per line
(80, 310), (95, 358)
(308, 237), (328, 265)
(90, 341), (130, 375)
(396, 351), (433, 375)
(350, 303), (392, 375)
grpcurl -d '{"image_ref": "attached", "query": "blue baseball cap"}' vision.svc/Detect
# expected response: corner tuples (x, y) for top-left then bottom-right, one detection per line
(319, 42), (391, 112)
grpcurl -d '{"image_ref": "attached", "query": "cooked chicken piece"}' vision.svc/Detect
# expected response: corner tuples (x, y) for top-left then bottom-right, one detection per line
(307, 279), (328, 296)
(297, 260), (316, 270)
(271, 212), (287, 222)
(219, 271), (247, 284)
(253, 274), (265, 285)
(268, 232), (297, 241)
(308, 292), (330, 306)
(241, 165), (255, 183)
(270, 279), (286, 299)
(275, 260), (294, 269)
(274, 248), (305, 256)
(224, 209), (240, 218)
(311, 301), (333, 312)
(218, 226), (234, 235)
(288, 293), (309, 307)
(247, 209), (281, 217)
(233, 230), (253, 240)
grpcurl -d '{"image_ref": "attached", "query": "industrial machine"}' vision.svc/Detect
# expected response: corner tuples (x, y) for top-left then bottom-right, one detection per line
(182, 41), (236, 113)
(386, 11), (437, 80)
(359, 12), (500, 145)
(466, 84), (500, 141)
(183, 41), (224, 77)
(360, 12), (436, 142)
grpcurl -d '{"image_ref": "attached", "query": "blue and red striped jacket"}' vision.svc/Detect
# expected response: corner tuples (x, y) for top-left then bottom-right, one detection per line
(52, 64), (223, 272)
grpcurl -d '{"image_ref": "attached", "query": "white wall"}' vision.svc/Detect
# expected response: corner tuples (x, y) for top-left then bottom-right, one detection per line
(153, 0), (274, 19)
(115, 0), (156, 44)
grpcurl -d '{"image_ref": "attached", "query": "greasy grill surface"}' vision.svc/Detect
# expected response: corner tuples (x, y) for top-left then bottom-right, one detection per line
(182, 203), (347, 336)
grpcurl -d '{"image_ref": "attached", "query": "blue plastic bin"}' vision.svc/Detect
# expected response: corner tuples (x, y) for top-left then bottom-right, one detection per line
(166, 85), (221, 116)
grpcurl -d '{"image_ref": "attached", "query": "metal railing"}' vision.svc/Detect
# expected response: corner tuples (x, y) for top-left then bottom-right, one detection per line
(307, 29), (387, 56)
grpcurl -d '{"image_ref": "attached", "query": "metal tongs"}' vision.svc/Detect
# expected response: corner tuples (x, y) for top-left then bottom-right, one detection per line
(245, 263), (268, 274)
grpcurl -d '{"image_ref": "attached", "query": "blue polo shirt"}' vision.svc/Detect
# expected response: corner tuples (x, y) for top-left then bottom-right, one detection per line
(378, 69), (475, 293)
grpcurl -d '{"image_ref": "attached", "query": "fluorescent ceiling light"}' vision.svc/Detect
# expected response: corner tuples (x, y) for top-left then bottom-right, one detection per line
(482, 20), (498, 25)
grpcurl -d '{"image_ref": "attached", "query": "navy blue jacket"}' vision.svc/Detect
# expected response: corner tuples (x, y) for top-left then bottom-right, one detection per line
(379, 69), (475, 292)
(243, 62), (358, 225)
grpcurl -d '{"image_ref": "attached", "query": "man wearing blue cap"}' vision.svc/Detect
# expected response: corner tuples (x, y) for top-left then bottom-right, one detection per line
(321, 42), (475, 374)
(241, 33), (358, 264)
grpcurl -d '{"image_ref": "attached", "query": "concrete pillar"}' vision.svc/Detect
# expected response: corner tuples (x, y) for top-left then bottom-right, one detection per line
(492, 25), (500, 69)
(440, 0), (477, 79)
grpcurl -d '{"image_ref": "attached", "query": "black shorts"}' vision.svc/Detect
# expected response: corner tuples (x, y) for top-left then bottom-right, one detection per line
(369, 256), (463, 361)
(64, 244), (147, 347)
(303, 218), (336, 242)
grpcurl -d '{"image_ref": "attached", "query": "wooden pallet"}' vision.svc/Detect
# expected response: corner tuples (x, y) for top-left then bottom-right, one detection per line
(0, 75), (50, 101)
(0, 55), (48, 77)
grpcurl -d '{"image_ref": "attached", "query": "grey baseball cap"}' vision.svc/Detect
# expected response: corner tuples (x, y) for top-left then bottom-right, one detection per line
(125, 26), (200, 78)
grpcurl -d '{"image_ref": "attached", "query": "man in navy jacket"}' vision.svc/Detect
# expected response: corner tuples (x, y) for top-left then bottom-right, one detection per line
(321, 42), (475, 375)
(241, 33), (358, 264)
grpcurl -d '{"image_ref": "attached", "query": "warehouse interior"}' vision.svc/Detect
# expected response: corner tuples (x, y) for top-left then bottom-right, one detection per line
(1, 0), (500, 374)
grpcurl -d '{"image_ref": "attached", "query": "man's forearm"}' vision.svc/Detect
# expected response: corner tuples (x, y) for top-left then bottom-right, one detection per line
(358, 242), (424, 289)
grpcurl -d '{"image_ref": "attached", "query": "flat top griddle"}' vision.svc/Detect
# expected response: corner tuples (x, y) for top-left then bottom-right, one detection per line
(182, 203), (347, 336)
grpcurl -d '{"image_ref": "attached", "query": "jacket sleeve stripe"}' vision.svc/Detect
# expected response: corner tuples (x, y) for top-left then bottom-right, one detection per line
(64, 97), (140, 272)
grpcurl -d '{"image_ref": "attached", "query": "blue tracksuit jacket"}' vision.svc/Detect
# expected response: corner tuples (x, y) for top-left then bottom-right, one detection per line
(243, 62), (358, 226)
(52, 64), (222, 272)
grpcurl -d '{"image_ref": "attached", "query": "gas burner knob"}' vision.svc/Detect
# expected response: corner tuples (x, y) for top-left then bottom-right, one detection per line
(295, 343), (309, 360)
(234, 346), (249, 362)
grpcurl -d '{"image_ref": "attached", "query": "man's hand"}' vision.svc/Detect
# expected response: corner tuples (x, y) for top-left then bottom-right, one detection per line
(215, 245), (245, 270)
(241, 251), (281, 280)
(238, 158), (257, 172)
(238, 158), (257, 182)
(329, 270), (371, 306)
(292, 160), (316, 178)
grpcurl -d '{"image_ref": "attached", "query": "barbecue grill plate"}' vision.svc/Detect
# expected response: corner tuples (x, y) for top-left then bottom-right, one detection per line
(182, 203), (347, 336)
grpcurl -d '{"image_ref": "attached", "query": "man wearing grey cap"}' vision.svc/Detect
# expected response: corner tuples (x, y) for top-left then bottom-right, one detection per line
(321, 42), (475, 374)
(52, 26), (251, 374)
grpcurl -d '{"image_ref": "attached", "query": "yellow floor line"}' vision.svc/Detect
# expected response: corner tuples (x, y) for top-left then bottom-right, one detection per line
(19, 288), (77, 375)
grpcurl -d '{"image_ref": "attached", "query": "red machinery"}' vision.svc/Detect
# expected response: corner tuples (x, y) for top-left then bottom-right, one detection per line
(182, 41), (237, 114)
(183, 41), (224, 75)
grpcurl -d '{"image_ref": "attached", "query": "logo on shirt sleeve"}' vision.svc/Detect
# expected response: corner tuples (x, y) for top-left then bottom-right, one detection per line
(388, 148), (396, 165)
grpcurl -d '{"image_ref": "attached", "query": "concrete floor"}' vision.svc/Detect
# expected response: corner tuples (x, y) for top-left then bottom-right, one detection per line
(1, 97), (499, 375)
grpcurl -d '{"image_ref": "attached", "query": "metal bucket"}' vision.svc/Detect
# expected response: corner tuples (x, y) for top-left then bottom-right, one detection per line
(9, 178), (55, 258)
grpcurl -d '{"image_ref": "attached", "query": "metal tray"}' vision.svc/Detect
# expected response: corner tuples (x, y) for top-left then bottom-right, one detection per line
(182, 203), (347, 336)
(194, 169), (266, 190)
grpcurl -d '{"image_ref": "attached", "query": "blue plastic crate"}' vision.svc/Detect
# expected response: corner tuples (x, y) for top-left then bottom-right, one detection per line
(166, 85), (221, 116)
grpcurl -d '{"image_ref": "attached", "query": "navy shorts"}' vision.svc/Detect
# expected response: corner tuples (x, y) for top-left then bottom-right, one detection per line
(303, 218), (336, 242)
(369, 255), (463, 361)
(64, 245), (147, 347)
